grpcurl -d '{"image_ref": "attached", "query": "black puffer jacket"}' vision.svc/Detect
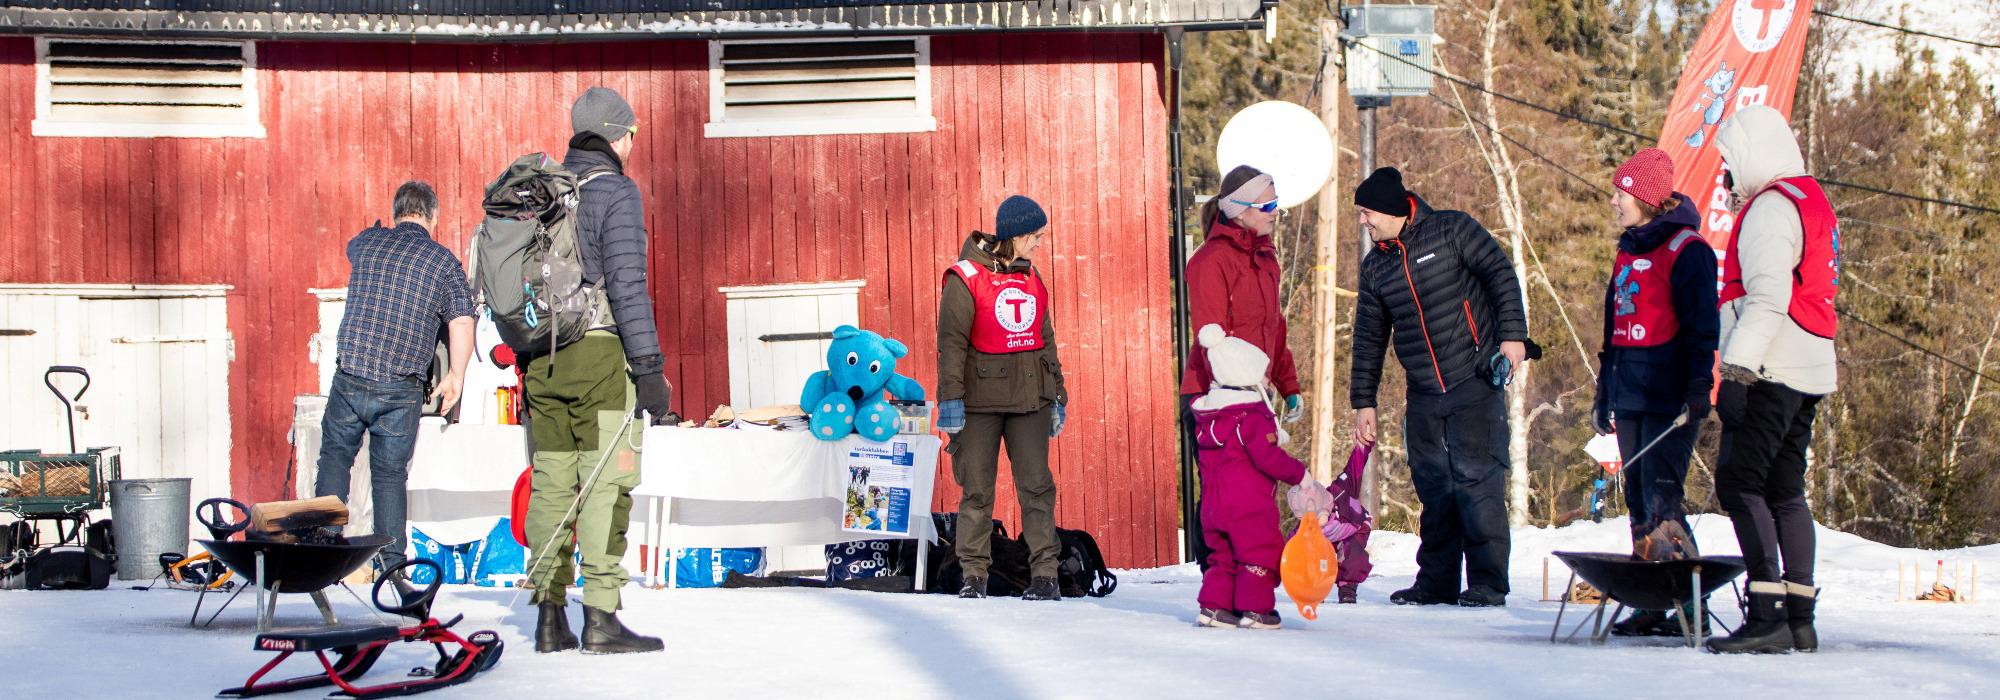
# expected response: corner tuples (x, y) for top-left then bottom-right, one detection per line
(1351, 195), (1528, 408)
(564, 135), (664, 377)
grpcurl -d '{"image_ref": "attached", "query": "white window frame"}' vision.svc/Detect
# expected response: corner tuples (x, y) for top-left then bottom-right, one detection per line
(704, 36), (937, 139)
(32, 37), (266, 139)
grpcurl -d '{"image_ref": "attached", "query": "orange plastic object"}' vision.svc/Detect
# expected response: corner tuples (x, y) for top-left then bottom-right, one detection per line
(1281, 512), (1341, 620)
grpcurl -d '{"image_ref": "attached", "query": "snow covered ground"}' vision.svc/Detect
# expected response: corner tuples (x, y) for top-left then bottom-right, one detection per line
(1819, 0), (2000, 92)
(6, 517), (1995, 698)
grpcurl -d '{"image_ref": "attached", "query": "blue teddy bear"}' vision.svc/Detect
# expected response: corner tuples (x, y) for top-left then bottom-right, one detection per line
(800, 325), (927, 442)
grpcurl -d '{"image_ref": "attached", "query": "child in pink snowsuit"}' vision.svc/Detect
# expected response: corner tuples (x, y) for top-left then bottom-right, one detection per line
(1191, 325), (1307, 630)
(1324, 444), (1375, 603)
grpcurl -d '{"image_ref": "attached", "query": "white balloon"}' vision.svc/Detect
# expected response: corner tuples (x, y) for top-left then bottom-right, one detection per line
(1215, 101), (1336, 209)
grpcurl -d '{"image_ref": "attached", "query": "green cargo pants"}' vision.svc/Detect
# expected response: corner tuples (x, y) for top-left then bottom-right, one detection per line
(523, 332), (642, 612)
(949, 404), (1059, 580)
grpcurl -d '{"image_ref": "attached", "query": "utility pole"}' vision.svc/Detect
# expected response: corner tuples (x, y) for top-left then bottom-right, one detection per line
(1310, 20), (1345, 484)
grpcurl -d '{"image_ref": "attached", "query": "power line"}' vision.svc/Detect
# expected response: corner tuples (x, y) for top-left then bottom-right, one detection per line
(1812, 8), (2000, 51)
(1342, 39), (2000, 217)
(1836, 307), (2000, 385)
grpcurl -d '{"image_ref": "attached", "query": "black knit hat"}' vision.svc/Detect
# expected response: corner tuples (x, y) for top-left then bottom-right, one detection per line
(994, 195), (1048, 241)
(1354, 167), (1412, 217)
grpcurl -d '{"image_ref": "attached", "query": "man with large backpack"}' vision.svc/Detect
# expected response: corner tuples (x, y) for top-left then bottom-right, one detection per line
(1704, 105), (1839, 655)
(488, 87), (672, 655)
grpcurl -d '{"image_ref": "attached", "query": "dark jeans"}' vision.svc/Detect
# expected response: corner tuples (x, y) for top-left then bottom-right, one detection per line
(1616, 409), (1698, 540)
(1716, 379), (1821, 586)
(316, 370), (423, 569)
(1404, 383), (1512, 597)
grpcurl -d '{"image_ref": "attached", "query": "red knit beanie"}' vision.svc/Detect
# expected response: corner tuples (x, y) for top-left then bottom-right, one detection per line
(1613, 148), (1675, 209)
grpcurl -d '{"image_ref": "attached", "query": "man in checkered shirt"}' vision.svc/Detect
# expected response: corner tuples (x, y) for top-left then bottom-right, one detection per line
(316, 180), (474, 573)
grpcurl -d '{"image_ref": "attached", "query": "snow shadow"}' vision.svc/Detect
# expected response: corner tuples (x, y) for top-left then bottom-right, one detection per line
(809, 590), (1041, 698)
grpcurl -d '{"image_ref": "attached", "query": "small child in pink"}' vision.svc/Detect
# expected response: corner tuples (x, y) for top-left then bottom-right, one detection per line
(1323, 443), (1375, 604)
(1189, 325), (1307, 630)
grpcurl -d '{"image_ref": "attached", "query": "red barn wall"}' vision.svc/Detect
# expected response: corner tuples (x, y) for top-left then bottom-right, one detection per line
(0, 33), (1179, 567)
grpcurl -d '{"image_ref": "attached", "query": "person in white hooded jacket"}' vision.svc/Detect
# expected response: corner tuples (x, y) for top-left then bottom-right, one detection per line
(1705, 104), (1839, 655)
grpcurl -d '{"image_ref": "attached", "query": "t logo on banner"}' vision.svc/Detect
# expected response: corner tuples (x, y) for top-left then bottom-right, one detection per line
(1731, 0), (1795, 53)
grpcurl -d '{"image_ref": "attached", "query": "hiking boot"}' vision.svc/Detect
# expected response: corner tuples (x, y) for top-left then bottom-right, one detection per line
(1659, 599), (1713, 638)
(1337, 584), (1359, 605)
(534, 602), (579, 653)
(1195, 607), (1242, 628)
(580, 607), (664, 655)
(958, 576), (988, 599)
(1021, 577), (1063, 601)
(1389, 586), (1452, 606)
(1237, 610), (1282, 630)
(1786, 582), (1818, 653)
(1706, 583), (1793, 654)
(1611, 609), (1673, 637)
(1458, 587), (1507, 608)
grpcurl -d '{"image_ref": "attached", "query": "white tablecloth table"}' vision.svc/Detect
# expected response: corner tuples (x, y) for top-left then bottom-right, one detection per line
(636, 426), (940, 589)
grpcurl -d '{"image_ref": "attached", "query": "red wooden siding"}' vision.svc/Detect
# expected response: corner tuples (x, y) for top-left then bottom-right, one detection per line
(0, 34), (1179, 567)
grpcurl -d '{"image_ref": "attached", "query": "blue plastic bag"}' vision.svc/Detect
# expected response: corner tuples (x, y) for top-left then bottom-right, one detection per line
(407, 527), (480, 584)
(471, 518), (526, 586)
(673, 548), (764, 588)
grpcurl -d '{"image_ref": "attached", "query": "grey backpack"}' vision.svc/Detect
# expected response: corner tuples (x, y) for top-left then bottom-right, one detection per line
(472, 153), (613, 360)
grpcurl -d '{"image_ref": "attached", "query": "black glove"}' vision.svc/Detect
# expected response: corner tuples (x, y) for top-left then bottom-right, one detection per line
(1592, 393), (1614, 435)
(633, 373), (674, 425)
(1684, 387), (1712, 423)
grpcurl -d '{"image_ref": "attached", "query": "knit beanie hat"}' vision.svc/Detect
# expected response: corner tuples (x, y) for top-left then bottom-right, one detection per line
(1614, 148), (1675, 209)
(571, 87), (636, 143)
(994, 195), (1048, 241)
(1198, 324), (1270, 389)
(1353, 167), (1412, 217)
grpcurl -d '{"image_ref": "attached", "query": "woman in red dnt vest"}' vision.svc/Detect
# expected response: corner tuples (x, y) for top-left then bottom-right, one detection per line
(1590, 148), (1719, 637)
(935, 195), (1069, 602)
(1180, 165), (1303, 570)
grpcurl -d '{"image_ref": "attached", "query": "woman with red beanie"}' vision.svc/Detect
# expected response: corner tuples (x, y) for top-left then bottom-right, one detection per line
(1592, 148), (1720, 636)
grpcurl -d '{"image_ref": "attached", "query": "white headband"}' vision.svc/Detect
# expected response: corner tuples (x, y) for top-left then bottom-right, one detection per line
(1217, 174), (1276, 219)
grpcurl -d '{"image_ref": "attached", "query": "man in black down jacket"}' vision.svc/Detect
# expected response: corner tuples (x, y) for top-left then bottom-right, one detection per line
(1349, 167), (1529, 607)
(524, 86), (671, 656)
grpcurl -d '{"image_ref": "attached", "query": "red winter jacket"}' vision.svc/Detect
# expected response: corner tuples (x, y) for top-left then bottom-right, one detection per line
(1180, 222), (1302, 397)
(1193, 391), (1307, 553)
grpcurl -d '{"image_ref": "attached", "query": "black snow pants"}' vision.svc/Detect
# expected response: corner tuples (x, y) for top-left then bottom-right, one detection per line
(1715, 379), (1821, 586)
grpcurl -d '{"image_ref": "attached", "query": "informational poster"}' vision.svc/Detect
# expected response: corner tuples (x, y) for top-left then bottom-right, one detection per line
(842, 439), (915, 536)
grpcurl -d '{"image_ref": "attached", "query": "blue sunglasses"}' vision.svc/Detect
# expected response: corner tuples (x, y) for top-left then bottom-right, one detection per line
(1229, 198), (1280, 214)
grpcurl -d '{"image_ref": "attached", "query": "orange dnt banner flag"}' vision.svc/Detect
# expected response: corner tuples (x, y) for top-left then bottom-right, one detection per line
(1657, 0), (1817, 251)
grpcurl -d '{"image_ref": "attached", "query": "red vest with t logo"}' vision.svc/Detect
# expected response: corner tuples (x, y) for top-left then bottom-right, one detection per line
(1611, 228), (1706, 348)
(1719, 176), (1840, 339)
(946, 259), (1049, 353)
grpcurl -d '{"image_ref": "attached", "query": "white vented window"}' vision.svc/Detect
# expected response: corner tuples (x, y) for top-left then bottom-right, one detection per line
(705, 37), (936, 138)
(33, 38), (265, 139)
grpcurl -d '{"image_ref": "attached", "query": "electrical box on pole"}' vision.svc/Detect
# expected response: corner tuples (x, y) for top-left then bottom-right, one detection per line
(1340, 4), (1438, 107)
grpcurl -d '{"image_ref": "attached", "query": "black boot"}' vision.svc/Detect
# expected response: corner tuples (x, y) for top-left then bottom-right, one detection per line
(1021, 576), (1063, 601)
(580, 606), (663, 655)
(1786, 582), (1818, 653)
(1610, 609), (1672, 637)
(1389, 586), (1452, 606)
(1706, 583), (1793, 654)
(959, 576), (988, 599)
(534, 602), (579, 653)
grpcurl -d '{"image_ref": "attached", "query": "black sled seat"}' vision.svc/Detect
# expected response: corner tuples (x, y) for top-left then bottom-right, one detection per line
(256, 625), (402, 653)
(1549, 552), (1746, 648)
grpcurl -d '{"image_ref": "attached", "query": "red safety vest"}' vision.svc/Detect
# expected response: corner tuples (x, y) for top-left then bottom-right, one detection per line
(945, 259), (1049, 354)
(1719, 176), (1840, 339)
(1610, 228), (1706, 348)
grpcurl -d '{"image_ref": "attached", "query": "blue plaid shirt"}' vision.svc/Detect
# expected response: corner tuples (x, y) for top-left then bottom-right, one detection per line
(336, 221), (475, 383)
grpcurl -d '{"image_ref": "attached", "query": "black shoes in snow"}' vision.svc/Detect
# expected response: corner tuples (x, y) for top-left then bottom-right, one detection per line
(1337, 584), (1359, 605)
(1021, 577), (1063, 601)
(1611, 605), (1710, 638)
(1196, 607), (1242, 628)
(1707, 582), (1793, 654)
(580, 607), (664, 655)
(1787, 582), (1819, 653)
(1389, 587), (1453, 606)
(1236, 610), (1282, 630)
(534, 602), (580, 653)
(958, 576), (988, 599)
(1457, 587), (1507, 608)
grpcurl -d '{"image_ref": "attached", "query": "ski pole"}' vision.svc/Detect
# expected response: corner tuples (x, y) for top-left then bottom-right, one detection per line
(509, 410), (639, 608)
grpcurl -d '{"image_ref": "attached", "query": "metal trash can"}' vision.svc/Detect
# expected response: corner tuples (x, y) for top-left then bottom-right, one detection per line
(109, 477), (192, 581)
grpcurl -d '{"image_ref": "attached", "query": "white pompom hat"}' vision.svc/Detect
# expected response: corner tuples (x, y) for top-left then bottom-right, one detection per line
(1197, 323), (1270, 389)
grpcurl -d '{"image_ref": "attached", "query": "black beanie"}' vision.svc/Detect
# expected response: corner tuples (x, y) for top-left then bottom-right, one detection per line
(1354, 167), (1412, 217)
(994, 195), (1048, 241)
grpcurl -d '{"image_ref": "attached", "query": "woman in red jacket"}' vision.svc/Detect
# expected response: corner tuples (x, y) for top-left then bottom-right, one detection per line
(1181, 165), (1302, 567)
